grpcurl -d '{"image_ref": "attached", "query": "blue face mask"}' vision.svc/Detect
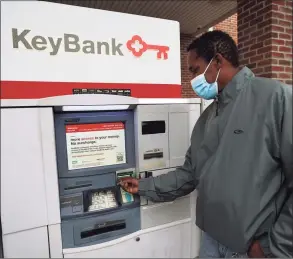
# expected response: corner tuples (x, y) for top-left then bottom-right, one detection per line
(190, 58), (221, 100)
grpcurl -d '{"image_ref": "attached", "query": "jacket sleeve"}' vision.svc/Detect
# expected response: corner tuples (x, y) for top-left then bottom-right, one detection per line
(269, 192), (293, 258)
(138, 146), (197, 202)
(279, 85), (293, 189)
(269, 85), (293, 258)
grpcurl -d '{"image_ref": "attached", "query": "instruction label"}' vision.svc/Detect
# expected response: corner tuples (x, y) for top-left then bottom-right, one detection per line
(66, 122), (126, 170)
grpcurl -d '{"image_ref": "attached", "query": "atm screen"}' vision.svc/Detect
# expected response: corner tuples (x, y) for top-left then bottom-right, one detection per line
(65, 122), (126, 171)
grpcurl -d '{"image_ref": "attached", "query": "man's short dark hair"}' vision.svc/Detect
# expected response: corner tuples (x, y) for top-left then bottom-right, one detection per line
(187, 30), (239, 68)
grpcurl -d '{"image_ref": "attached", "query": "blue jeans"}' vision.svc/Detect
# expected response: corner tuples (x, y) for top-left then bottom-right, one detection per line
(199, 232), (248, 258)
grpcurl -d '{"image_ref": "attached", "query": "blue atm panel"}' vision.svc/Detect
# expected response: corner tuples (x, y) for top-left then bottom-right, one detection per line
(54, 110), (141, 249)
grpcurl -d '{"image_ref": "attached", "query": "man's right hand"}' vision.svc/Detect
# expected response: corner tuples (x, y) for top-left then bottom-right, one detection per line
(118, 177), (139, 194)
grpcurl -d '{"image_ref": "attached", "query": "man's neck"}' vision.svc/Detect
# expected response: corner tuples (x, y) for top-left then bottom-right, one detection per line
(218, 67), (241, 91)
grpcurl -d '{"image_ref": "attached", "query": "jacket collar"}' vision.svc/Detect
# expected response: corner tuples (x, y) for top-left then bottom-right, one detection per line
(218, 66), (255, 104)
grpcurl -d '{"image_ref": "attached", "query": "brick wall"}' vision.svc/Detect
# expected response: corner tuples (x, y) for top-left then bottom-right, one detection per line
(238, 0), (292, 85)
(214, 13), (238, 43)
(181, 33), (197, 98)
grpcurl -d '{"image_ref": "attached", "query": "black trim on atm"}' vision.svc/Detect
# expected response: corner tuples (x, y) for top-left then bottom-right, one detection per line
(142, 121), (165, 135)
(143, 152), (164, 159)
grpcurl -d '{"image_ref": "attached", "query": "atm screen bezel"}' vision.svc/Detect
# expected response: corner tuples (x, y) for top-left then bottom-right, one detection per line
(54, 110), (135, 178)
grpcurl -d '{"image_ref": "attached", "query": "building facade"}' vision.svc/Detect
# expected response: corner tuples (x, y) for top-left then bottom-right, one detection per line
(181, 0), (292, 98)
(238, 0), (292, 85)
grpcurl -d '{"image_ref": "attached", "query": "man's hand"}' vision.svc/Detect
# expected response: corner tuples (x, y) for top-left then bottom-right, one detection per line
(118, 177), (139, 194)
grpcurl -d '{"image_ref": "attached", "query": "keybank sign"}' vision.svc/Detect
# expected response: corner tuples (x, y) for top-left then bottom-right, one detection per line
(11, 28), (171, 60)
(12, 28), (124, 56)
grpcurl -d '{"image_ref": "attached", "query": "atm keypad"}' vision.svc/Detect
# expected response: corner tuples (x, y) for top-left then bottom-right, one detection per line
(88, 190), (118, 212)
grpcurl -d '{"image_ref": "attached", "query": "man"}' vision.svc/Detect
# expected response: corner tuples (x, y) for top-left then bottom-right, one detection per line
(119, 30), (292, 258)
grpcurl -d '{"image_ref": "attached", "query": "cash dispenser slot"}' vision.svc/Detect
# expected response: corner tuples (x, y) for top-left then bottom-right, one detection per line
(80, 220), (126, 239)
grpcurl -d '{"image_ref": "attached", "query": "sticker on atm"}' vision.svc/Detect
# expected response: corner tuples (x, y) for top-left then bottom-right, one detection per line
(120, 188), (134, 204)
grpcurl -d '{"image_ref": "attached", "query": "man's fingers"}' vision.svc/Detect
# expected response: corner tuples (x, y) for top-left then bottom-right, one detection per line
(118, 177), (138, 194)
(118, 177), (138, 186)
(118, 177), (131, 186)
(126, 186), (138, 194)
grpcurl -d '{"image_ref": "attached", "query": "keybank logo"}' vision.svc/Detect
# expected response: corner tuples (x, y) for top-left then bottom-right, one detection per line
(12, 28), (170, 60)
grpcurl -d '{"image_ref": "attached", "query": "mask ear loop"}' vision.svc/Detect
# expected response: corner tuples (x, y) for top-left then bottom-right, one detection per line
(203, 58), (214, 74)
(214, 68), (221, 95)
(215, 68), (221, 82)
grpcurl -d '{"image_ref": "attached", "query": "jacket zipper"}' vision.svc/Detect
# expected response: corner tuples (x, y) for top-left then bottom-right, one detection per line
(215, 95), (219, 116)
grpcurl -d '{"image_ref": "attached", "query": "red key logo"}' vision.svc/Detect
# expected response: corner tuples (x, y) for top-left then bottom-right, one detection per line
(126, 35), (169, 60)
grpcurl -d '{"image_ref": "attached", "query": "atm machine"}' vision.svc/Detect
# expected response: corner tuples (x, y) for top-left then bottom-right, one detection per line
(55, 108), (140, 249)
(0, 95), (203, 258)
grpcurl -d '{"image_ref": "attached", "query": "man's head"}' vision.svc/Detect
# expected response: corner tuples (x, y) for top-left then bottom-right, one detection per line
(187, 30), (240, 90)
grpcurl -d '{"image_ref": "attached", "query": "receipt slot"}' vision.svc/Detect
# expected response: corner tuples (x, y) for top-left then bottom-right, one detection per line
(54, 110), (141, 248)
